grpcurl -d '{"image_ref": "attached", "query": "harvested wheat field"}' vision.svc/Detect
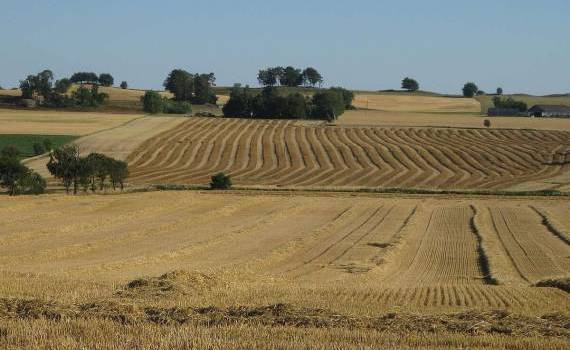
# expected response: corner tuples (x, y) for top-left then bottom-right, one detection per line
(353, 93), (482, 113)
(126, 117), (570, 191)
(0, 191), (569, 349)
(0, 108), (141, 135)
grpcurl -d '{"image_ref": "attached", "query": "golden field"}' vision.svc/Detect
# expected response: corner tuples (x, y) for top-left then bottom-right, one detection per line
(0, 191), (569, 349)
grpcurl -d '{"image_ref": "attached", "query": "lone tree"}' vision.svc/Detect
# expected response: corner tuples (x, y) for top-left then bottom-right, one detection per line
(120, 81), (128, 89)
(163, 69), (194, 101)
(302, 67), (323, 87)
(402, 77), (420, 92)
(462, 82), (479, 98)
(210, 172), (232, 189)
(496, 87), (503, 95)
(484, 119), (491, 128)
(98, 73), (114, 87)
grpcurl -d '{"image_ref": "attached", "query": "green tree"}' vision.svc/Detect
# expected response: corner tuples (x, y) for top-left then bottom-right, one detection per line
(210, 172), (232, 189)
(142, 91), (165, 114)
(163, 69), (194, 101)
(257, 69), (277, 87)
(73, 85), (108, 107)
(47, 145), (81, 194)
(19, 69), (54, 100)
(496, 87), (503, 95)
(279, 66), (303, 87)
(54, 78), (72, 94)
(18, 171), (46, 195)
(120, 81), (128, 89)
(302, 67), (323, 88)
(98, 73), (114, 87)
(284, 93), (308, 118)
(402, 77), (420, 91)
(193, 73), (217, 104)
(312, 89), (345, 121)
(222, 85), (253, 117)
(329, 87), (355, 108)
(109, 159), (129, 191)
(1, 145), (20, 159)
(462, 82), (479, 98)
(165, 101), (192, 114)
(0, 156), (29, 195)
(70, 72), (99, 84)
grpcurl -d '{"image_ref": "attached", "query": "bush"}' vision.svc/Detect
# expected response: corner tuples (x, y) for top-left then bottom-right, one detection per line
(1, 145), (20, 159)
(43, 139), (53, 152)
(142, 91), (165, 114)
(32, 142), (46, 156)
(165, 101), (192, 114)
(483, 119), (491, 128)
(492, 96), (527, 112)
(120, 81), (128, 89)
(210, 172), (232, 190)
(18, 171), (46, 195)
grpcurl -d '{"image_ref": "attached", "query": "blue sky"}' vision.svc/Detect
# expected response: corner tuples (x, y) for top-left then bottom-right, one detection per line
(1, 0), (568, 94)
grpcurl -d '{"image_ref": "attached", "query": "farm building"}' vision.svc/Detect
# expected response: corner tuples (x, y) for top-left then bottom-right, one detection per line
(528, 105), (570, 118)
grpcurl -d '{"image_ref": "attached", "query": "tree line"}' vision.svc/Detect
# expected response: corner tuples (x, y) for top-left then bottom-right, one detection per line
(47, 145), (129, 195)
(257, 66), (323, 87)
(19, 70), (110, 107)
(0, 146), (46, 195)
(222, 85), (354, 121)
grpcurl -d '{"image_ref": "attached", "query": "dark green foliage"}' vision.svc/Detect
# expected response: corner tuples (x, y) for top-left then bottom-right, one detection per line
(73, 85), (108, 107)
(302, 68), (323, 87)
(402, 77), (419, 91)
(32, 142), (45, 156)
(1, 145), (20, 159)
(165, 101), (192, 114)
(19, 70), (54, 99)
(120, 81), (128, 89)
(483, 119), (491, 128)
(280, 66), (303, 87)
(98, 73), (114, 87)
(492, 96), (528, 112)
(462, 82), (479, 98)
(222, 85), (253, 117)
(163, 69), (194, 101)
(311, 89), (345, 121)
(329, 87), (354, 109)
(70, 72), (99, 84)
(18, 171), (46, 195)
(477, 90), (486, 96)
(142, 91), (165, 114)
(0, 156), (28, 195)
(210, 172), (232, 190)
(47, 146), (128, 194)
(47, 144), (81, 194)
(223, 86), (353, 120)
(193, 73), (217, 104)
(257, 69), (278, 87)
(54, 78), (72, 94)
(43, 139), (53, 152)
(496, 87), (503, 95)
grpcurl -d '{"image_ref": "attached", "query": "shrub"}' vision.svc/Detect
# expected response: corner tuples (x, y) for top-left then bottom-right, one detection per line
(120, 81), (128, 89)
(210, 172), (232, 190)
(496, 87), (503, 95)
(142, 91), (165, 114)
(32, 142), (46, 156)
(492, 96), (527, 112)
(165, 101), (192, 114)
(43, 139), (53, 152)
(18, 171), (46, 195)
(483, 119), (491, 128)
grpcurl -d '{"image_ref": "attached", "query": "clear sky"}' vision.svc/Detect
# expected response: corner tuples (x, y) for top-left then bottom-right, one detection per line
(1, 0), (568, 95)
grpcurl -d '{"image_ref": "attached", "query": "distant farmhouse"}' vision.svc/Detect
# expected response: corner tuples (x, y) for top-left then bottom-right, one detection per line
(528, 105), (570, 118)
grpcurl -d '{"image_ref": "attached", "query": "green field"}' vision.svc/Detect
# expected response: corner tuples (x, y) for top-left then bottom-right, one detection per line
(0, 134), (77, 158)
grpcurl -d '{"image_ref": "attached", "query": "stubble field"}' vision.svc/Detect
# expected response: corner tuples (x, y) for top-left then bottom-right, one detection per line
(0, 192), (569, 349)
